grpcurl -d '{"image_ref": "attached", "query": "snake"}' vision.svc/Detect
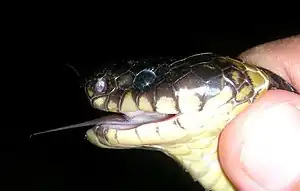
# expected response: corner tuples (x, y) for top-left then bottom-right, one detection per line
(32, 52), (299, 191)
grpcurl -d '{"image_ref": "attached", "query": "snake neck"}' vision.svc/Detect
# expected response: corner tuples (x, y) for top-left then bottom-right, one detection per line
(161, 134), (236, 191)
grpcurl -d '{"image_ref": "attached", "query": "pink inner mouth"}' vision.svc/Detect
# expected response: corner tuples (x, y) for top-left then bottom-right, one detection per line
(97, 110), (175, 130)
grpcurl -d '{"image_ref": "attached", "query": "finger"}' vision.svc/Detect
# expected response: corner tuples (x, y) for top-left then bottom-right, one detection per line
(239, 34), (300, 91)
(219, 90), (300, 191)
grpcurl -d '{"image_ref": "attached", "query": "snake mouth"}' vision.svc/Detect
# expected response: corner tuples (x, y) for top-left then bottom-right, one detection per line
(94, 111), (175, 130)
(86, 111), (176, 148)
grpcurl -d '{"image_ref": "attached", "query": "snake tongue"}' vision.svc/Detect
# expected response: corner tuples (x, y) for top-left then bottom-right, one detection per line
(29, 111), (173, 138)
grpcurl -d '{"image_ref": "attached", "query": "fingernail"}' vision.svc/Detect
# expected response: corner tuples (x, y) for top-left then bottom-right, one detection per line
(240, 103), (300, 190)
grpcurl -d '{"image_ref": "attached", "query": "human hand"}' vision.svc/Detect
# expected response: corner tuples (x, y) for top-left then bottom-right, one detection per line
(219, 35), (300, 191)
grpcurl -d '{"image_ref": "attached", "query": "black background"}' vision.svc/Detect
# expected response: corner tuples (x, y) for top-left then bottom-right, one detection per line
(4, 18), (299, 191)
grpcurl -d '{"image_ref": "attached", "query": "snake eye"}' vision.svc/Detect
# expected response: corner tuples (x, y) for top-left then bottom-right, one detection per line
(133, 69), (157, 91)
(95, 78), (107, 93)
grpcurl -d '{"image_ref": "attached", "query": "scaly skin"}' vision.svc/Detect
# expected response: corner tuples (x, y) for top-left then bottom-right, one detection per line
(83, 53), (298, 191)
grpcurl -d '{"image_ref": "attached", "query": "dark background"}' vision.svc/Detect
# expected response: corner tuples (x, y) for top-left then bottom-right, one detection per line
(4, 21), (299, 191)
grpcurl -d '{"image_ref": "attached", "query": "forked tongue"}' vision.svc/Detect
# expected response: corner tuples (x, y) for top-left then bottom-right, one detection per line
(29, 111), (173, 138)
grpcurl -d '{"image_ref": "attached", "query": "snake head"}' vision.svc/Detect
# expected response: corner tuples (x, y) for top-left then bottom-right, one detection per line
(31, 53), (299, 191)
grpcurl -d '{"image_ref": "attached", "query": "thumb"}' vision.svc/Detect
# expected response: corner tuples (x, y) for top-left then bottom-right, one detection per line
(219, 91), (300, 191)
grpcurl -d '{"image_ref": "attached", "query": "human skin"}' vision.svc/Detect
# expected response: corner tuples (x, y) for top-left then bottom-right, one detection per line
(219, 35), (300, 191)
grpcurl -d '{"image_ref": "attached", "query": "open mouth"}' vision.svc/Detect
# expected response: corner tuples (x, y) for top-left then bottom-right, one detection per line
(86, 111), (177, 148)
(96, 110), (175, 130)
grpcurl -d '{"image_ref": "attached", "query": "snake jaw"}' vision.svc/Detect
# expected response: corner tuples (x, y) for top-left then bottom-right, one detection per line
(85, 110), (176, 149)
(86, 128), (142, 149)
